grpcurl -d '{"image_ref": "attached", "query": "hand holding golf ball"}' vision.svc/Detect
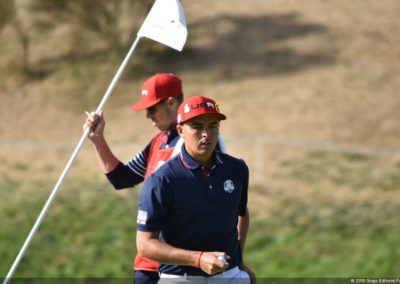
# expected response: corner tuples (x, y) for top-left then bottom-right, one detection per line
(217, 255), (228, 264)
(197, 252), (229, 275)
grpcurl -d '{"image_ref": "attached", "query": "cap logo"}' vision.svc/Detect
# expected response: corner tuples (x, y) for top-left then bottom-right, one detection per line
(141, 89), (148, 96)
(184, 103), (191, 113)
(206, 102), (215, 108)
(184, 102), (216, 114)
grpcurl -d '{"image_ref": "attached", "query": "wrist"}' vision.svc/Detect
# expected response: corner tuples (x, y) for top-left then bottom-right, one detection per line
(92, 135), (106, 147)
(195, 251), (203, 268)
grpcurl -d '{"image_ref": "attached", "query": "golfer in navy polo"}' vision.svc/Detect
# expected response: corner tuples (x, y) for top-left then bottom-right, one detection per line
(136, 96), (255, 283)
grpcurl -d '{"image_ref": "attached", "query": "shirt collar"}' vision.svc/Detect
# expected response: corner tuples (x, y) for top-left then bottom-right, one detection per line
(160, 127), (179, 149)
(179, 144), (223, 170)
(164, 126), (178, 139)
(168, 127), (178, 138)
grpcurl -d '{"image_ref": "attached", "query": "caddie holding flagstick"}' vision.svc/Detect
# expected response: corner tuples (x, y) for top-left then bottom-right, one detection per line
(136, 96), (256, 283)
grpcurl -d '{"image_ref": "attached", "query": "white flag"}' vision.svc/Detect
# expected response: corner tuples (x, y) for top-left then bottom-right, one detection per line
(138, 0), (187, 51)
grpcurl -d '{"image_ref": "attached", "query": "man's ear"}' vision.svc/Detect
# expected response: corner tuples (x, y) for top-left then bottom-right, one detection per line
(176, 124), (184, 138)
(167, 96), (177, 107)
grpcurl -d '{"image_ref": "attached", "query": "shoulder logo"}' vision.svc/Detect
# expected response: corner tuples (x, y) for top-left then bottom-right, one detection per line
(137, 209), (148, 225)
(223, 180), (235, 193)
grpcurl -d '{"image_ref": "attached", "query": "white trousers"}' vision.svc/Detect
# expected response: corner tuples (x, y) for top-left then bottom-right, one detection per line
(159, 266), (250, 284)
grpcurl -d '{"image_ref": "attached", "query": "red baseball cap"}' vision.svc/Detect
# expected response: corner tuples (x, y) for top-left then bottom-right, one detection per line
(131, 73), (183, 110)
(177, 96), (227, 125)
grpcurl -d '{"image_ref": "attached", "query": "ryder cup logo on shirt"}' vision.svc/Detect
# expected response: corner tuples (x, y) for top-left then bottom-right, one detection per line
(137, 209), (148, 225)
(223, 180), (235, 193)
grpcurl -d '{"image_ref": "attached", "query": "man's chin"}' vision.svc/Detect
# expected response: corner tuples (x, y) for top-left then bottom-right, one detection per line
(196, 147), (214, 157)
(154, 123), (167, 131)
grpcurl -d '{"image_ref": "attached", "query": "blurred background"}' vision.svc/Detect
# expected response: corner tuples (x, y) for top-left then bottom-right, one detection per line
(1, 0), (399, 280)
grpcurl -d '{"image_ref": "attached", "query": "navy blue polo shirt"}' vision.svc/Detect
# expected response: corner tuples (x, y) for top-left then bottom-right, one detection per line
(137, 145), (249, 276)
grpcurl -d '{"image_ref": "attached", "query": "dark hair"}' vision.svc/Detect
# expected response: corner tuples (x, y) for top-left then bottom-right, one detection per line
(174, 94), (184, 105)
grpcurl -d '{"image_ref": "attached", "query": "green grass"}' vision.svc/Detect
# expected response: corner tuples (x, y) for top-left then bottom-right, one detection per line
(1, 163), (399, 280)
(252, 151), (400, 278)
(247, 199), (399, 277)
(0, 179), (138, 278)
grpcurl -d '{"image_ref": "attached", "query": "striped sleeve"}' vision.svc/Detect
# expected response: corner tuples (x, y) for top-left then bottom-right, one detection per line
(105, 142), (151, 190)
(127, 141), (152, 177)
(127, 148), (148, 178)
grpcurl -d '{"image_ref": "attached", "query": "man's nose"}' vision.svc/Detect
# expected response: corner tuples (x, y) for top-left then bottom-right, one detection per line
(201, 128), (210, 137)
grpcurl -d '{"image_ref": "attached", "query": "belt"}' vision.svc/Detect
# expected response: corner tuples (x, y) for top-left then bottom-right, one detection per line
(160, 266), (240, 279)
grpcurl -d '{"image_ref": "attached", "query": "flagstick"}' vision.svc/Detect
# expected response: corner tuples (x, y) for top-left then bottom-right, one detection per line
(3, 36), (141, 284)
(5, 0), (187, 280)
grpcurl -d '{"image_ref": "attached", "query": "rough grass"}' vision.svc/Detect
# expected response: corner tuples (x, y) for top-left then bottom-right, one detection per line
(1, 149), (400, 279)
(248, 187), (400, 277)
(0, 179), (138, 278)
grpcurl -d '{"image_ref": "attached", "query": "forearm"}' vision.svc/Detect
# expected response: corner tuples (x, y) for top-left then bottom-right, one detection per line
(137, 233), (199, 267)
(237, 208), (256, 281)
(92, 136), (119, 174)
(237, 207), (250, 253)
(105, 162), (143, 189)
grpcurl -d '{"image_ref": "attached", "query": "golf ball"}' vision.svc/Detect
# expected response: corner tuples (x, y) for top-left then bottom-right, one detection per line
(217, 256), (227, 264)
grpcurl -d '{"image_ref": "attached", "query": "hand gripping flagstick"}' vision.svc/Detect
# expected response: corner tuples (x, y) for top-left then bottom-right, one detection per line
(3, 1), (187, 283)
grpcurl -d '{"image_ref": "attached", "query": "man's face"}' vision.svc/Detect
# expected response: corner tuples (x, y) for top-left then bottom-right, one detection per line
(146, 99), (176, 131)
(177, 114), (220, 164)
